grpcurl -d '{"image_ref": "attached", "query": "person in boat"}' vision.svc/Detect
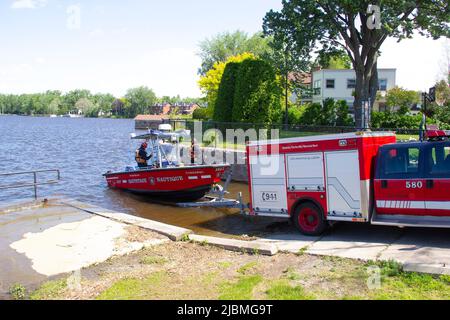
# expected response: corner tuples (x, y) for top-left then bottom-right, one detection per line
(135, 142), (152, 168)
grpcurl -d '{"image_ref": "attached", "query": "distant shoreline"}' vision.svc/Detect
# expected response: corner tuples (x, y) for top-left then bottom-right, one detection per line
(0, 114), (134, 120)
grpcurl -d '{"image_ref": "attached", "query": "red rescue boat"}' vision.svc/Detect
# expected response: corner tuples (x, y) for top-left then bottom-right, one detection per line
(104, 130), (229, 201)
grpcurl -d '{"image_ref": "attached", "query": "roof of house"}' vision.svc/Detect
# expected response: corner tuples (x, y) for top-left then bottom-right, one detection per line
(134, 114), (170, 121)
(288, 72), (312, 85)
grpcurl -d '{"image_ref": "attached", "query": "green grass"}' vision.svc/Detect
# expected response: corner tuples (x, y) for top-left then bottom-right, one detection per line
(219, 275), (263, 300)
(96, 271), (166, 300)
(365, 260), (450, 300)
(396, 133), (419, 141)
(296, 246), (308, 256)
(30, 279), (67, 300)
(371, 272), (450, 300)
(266, 280), (315, 300)
(9, 284), (27, 300)
(139, 256), (168, 265)
(283, 267), (302, 281)
(237, 261), (259, 275)
(218, 261), (233, 269)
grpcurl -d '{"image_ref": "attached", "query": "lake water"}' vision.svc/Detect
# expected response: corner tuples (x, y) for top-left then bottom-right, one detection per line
(0, 116), (278, 237)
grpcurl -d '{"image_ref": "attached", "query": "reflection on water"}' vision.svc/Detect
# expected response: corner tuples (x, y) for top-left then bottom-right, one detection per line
(0, 116), (284, 236)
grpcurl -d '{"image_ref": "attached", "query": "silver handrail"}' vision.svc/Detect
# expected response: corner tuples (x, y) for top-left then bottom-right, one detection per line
(0, 169), (61, 199)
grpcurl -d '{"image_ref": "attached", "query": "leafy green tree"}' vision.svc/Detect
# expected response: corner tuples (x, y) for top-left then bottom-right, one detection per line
(192, 107), (213, 120)
(214, 62), (241, 122)
(315, 48), (352, 69)
(62, 89), (92, 114)
(232, 59), (282, 124)
(124, 86), (157, 118)
(435, 79), (450, 106)
(198, 31), (271, 75)
(293, 99), (353, 126)
(198, 52), (256, 111)
(288, 104), (306, 124)
(385, 86), (421, 115)
(263, 35), (309, 126)
(93, 93), (115, 115)
(263, 0), (450, 128)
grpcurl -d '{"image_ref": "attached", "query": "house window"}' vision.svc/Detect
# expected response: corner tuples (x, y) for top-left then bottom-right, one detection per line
(347, 79), (356, 89)
(326, 79), (335, 89)
(313, 80), (321, 95)
(378, 102), (388, 112)
(379, 79), (388, 91)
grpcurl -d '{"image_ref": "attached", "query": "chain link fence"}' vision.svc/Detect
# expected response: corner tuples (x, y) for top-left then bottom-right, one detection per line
(168, 119), (421, 139)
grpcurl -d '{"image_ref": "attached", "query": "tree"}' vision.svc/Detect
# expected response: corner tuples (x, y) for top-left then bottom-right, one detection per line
(192, 107), (213, 120)
(315, 48), (352, 69)
(124, 86), (157, 118)
(232, 59), (282, 124)
(93, 93), (115, 115)
(198, 31), (271, 75)
(198, 52), (256, 111)
(263, 0), (450, 128)
(214, 62), (241, 122)
(435, 79), (450, 106)
(385, 86), (420, 115)
(264, 36), (309, 126)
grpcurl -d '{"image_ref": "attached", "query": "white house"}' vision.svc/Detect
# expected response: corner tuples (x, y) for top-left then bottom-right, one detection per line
(311, 68), (396, 112)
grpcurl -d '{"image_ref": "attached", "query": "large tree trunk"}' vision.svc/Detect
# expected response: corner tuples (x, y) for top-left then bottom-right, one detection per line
(353, 58), (379, 130)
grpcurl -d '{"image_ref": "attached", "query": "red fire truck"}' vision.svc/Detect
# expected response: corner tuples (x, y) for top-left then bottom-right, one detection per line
(246, 130), (450, 235)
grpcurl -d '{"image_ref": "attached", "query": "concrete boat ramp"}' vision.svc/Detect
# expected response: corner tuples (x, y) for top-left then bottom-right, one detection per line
(0, 198), (178, 296)
(1, 198), (449, 297)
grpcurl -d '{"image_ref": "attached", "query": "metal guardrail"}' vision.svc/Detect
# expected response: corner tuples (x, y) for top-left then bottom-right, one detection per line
(0, 169), (61, 200)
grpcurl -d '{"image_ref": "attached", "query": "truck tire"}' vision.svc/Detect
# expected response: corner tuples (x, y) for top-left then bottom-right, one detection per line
(293, 202), (327, 236)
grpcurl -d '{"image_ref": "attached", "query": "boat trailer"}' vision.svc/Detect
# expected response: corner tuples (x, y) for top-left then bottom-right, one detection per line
(175, 166), (248, 213)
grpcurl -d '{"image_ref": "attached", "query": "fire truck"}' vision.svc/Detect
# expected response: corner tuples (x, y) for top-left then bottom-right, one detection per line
(246, 130), (450, 235)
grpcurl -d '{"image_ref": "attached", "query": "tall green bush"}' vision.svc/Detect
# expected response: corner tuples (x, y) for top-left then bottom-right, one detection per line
(232, 59), (282, 124)
(214, 62), (240, 122)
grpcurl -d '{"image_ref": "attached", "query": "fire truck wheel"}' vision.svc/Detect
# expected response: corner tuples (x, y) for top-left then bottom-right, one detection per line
(293, 202), (327, 236)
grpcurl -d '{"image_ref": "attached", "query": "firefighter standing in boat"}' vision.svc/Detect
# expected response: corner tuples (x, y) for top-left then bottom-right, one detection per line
(135, 142), (152, 168)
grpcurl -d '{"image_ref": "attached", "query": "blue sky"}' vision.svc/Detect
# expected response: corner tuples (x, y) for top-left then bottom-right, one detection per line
(0, 0), (448, 97)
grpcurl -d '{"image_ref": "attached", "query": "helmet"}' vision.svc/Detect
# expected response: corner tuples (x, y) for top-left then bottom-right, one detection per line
(141, 142), (148, 148)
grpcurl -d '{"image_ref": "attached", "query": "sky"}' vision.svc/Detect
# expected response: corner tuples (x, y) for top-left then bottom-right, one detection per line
(0, 0), (448, 98)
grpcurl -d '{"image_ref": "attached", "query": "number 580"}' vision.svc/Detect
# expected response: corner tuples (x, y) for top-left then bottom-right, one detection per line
(406, 181), (423, 189)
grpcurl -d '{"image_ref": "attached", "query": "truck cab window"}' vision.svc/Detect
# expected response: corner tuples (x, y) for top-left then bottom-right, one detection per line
(427, 143), (450, 175)
(383, 147), (420, 176)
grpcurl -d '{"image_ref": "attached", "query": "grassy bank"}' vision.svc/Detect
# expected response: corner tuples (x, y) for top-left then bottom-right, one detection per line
(17, 242), (450, 300)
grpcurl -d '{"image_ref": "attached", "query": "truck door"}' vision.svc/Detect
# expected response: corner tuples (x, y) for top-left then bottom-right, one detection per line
(375, 145), (426, 215)
(423, 142), (450, 216)
(325, 150), (362, 219)
(249, 153), (288, 215)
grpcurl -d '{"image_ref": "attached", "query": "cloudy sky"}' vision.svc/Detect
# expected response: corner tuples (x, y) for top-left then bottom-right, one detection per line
(0, 0), (448, 98)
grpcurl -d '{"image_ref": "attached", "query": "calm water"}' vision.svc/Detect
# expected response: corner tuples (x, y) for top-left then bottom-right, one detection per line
(0, 116), (279, 236)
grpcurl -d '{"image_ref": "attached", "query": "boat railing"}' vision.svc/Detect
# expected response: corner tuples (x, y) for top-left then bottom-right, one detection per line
(0, 169), (61, 200)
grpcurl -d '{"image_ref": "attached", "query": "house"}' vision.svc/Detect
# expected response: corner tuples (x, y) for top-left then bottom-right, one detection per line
(311, 68), (397, 112)
(172, 103), (199, 115)
(149, 103), (171, 115)
(134, 114), (170, 130)
(147, 103), (199, 116)
(288, 72), (313, 104)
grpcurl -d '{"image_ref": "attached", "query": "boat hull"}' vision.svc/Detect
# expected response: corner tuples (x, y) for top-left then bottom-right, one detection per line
(104, 164), (229, 201)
